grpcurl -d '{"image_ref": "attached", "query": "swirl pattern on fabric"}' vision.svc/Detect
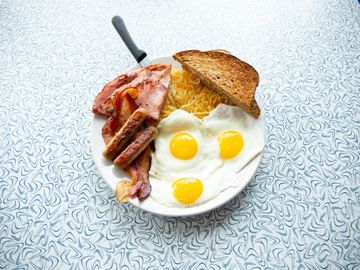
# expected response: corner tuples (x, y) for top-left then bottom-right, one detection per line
(0, 0), (359, 269)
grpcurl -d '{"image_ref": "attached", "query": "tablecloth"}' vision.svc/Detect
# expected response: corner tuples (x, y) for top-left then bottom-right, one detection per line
(1, 0), (359, 269)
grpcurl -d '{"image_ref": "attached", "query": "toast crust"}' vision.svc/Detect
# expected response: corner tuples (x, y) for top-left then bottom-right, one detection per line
(173, 50), (260, 118)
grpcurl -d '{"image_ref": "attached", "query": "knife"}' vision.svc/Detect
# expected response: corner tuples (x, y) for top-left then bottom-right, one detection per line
(112, 15), (151, 67)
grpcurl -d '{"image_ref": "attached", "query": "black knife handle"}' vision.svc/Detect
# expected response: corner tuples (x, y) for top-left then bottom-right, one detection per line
(112, 15), (147, 63)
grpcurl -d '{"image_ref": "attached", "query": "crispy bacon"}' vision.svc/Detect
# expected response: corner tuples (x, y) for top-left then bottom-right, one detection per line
(115, 91), (139, 127)
(127, 145), (152, 200)
(92, 73), (136, 117)
(92, 64), (171, 119)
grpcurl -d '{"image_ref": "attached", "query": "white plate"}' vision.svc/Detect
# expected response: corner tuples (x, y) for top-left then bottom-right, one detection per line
(90, 56), (265, 217)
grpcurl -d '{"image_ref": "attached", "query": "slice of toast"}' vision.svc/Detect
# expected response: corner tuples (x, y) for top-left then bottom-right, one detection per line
(173, 50), (260, 118)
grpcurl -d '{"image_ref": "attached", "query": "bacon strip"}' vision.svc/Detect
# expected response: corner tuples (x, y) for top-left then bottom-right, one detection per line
(102, 108), (148, 160)
(134, 67), (171, 121)
(113, 126), (158, 169)
(92, 64), (171, 119)
(101, 118), (115, 145)
(92, 73), (136, 117)
(127, 146), (152, 200)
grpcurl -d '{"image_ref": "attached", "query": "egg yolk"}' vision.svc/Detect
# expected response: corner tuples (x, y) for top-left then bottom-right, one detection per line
(172, 178), (203, 204)
(217, 130), (244, 159)
(170, 132), (198, 160)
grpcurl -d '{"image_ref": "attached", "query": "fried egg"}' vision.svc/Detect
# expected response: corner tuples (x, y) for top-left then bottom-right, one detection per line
(150, 176), (224, 207)
(150, 109), (222, 181)
(149, 104), (265, 208)
(203, 104), (265, 173)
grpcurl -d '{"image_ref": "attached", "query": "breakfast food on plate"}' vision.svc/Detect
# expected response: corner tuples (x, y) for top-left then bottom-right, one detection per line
(161, 69), (232, 119)
(92, 49), (264, 206)
(113, 126), (158, 168)
(92, 64), (171, 200)
(173, 50), (260, 118)
(93, 64), (171, 120)
(149, 104), (265, 207)
(150, 110), (222, 180)
(103, 107), (149, 159)
(126, 145), (152, 199)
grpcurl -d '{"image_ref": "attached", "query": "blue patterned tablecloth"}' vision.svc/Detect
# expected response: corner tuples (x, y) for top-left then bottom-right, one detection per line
(1, 0), (360, 269)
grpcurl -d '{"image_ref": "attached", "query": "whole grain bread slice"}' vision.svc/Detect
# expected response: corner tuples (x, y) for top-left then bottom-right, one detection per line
(173, 50), (260, 118)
